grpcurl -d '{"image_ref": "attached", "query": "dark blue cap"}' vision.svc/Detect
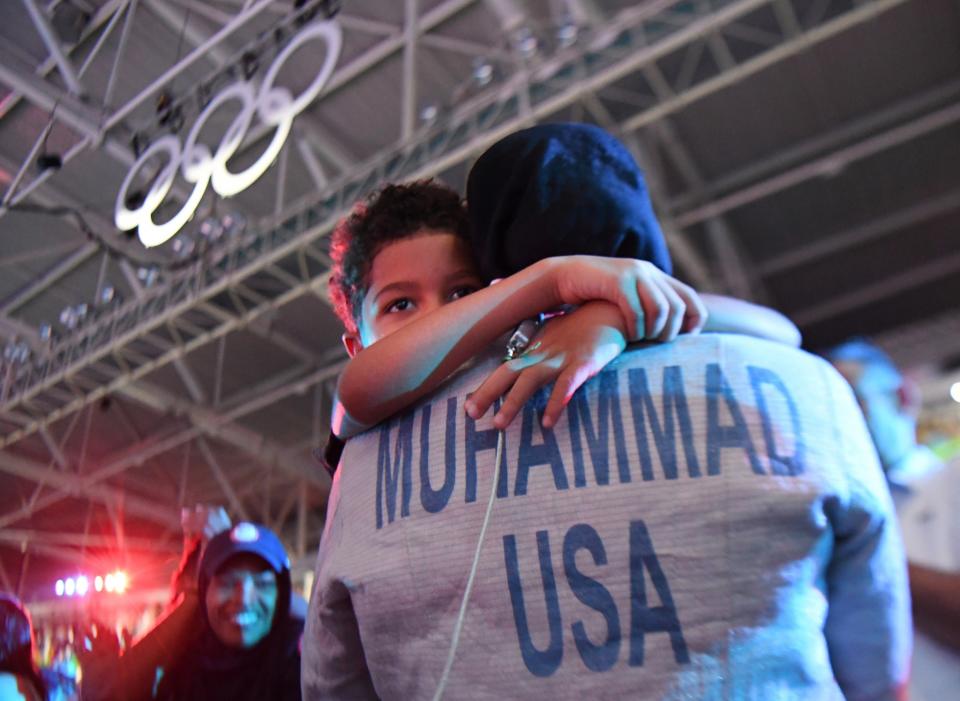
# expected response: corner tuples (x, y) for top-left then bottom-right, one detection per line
(466, 122), (672, 282)
(200, 522), (290, 581)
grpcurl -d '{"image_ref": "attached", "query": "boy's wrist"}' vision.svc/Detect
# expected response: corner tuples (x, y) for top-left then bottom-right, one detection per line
(534, 256), (565, 306)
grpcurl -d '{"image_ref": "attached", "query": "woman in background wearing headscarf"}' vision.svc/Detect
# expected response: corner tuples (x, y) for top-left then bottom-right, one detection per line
(80, 522), (302, 701)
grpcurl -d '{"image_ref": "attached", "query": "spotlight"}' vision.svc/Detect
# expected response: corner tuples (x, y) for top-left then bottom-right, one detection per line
(950, 381), (960, 404)
(65, 577), (75, 596)
(76, 575), (89, 597)
(114, 571), (129, 594)
(172, 234), (196, 258)
(94, 576), (103, 592)
(198, 216), (225, 242)
(220, 212), (246, 237)
(136, 266), (159, 288)
(472, 59), (493, 87)
(3, 340), (30, 364)
(104, 573), (115, 593)
(420, 104), (438, 123)
(59, 306), (78, 330)
(55, 579), (65, 597)
(98, 284), (116, 306)
(515, 27), (538, 58)
(557, 20), (578, 48)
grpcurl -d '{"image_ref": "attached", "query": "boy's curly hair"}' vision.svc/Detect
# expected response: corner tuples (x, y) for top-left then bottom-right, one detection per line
(328, 180), (470, 335)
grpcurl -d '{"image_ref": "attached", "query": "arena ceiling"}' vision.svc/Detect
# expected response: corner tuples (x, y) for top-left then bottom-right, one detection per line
(0, 0), (957, 600)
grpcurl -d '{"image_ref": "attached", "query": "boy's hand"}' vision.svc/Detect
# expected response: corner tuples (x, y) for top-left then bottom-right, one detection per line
(549, 255), (706, 342)
(465, 301), (627, 429)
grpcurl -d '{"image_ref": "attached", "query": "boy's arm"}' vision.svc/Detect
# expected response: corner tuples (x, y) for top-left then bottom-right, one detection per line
(701, 293), (802, 347)
(333, 256), (701, 437)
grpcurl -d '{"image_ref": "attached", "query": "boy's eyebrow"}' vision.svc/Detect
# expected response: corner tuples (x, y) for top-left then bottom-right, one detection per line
(444, 268), (481, 282)
(372, 281), (416, 303)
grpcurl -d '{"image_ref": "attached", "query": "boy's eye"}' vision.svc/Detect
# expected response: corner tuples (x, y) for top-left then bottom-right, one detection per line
(385, 298), (413, 314)
(449, 286), (477, 301)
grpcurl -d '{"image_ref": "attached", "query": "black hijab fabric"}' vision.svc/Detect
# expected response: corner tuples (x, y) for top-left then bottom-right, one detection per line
(466, 122), (672, 282)
(156, 613), (302, 701)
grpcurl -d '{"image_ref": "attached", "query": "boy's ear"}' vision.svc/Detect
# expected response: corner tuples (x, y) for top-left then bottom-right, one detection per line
(342, 333), (363, 358)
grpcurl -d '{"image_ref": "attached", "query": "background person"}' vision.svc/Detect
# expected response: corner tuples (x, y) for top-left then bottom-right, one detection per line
(151, 521), (302, 700)
(827, 340), (960, 701)
(0, 594), (46, 701)
(80, 519), (302, 701)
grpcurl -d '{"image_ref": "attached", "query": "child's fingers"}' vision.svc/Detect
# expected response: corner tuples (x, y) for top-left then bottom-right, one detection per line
(493, 366), (555, 429)
(653, 276), (686, 342)
(616, 275), (644, 342)
(669, 278), (706, 333)
(637, 273), (670, 339)
(545, 361), (600, 428)
(466, 370), (513, 419)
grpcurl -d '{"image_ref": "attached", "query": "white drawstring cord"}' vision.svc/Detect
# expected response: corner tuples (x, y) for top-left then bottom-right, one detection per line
(432, 428), (504, 701)
(433, 320), (539, 699)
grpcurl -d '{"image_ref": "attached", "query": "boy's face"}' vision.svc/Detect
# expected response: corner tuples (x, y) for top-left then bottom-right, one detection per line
(343, 230), (482, 355)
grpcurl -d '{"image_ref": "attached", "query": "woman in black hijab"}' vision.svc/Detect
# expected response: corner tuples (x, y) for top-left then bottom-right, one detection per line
(154, 522), (302, 701)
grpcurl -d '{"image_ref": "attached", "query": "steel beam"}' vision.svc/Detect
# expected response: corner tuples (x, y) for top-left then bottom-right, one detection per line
(0, 451), (179, 529)
(401, 0), (419, 141)
(101, 0), (276, 132)
(321, 0), (477, 97)
(115, 376), (318, 480)
(0, 244), (98, 316)
(760, 188), (960, 276)
(0, 47), (101, 140)
(1, 359), (343, 527)
(669, 76), (960, 212)
(144, 0), (233, 65)
(0, 529), (178, 552)
(484, 0), (524, 31)
(0, 0), (126, 121)
(675, 99), (960, 228)
(2, 0), (916, 449)
(794, 249), (960, 327)
(171, 358), (207, 404)
(621, 0), (910, 133)
(21, 0), (85, 95)
(196, 437), (251, 521)
(650, 117), (766, 300)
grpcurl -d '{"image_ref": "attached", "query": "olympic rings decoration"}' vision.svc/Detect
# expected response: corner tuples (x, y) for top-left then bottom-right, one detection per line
(114, 20), (343, 248)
